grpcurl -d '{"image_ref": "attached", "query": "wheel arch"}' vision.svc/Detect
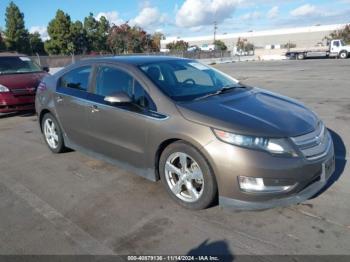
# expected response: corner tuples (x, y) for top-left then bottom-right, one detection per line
(154, 138), (218, 186)
(39, 109), (52, 132)
(154, 138), (180, 180)
(339, 50), (348, 57)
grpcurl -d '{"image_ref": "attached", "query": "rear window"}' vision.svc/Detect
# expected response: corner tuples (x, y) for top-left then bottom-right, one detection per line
(0, 56), (42, 75)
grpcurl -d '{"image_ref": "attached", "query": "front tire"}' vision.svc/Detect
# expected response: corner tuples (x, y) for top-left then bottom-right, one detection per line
(339, 51), (348, 59)
(297, 53), (305, 60)
(159, 141), (217, 210)
(41, 113), (66, 153)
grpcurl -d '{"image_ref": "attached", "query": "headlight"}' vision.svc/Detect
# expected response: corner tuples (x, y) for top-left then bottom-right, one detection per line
(212, 129), (298, 157)
(0, 84), (10, 93)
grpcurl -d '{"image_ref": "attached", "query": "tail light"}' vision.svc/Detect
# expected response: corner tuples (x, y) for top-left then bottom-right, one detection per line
(37, 82), (47, 92)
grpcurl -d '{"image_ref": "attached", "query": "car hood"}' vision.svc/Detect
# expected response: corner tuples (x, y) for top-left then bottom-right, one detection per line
(176, 88), (319, 138)
(0, 72), (47, 90)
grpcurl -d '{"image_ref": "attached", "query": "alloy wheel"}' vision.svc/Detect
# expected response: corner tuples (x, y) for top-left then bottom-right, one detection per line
(44, 118), (59, 149)
(164, 152), (204, 203)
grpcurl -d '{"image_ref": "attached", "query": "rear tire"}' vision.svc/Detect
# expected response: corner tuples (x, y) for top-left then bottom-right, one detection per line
(339, 51), (348, 59)
(159, 141), (217, 210)
(41, 113), (66, 153)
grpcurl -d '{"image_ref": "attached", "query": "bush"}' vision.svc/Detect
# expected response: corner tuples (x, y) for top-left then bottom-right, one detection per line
(214, 40), (227, 51)
(166, 40), (189, 51)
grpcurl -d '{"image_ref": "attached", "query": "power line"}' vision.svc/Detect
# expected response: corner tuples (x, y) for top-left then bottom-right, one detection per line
(214, 21), (218, 42)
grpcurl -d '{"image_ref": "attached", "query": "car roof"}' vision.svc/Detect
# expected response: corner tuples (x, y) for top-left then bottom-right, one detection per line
(0, 52), (28, 57)
(80, 55), (192, 66)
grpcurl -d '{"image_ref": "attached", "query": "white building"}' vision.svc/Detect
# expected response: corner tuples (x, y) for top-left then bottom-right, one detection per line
(161, 24), (348, 51)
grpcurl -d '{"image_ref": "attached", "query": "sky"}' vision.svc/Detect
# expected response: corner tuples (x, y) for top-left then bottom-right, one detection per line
(0, 0), (349, 40)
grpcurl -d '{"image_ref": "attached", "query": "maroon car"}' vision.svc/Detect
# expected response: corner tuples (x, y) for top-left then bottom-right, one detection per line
(0, 53), (48, 114)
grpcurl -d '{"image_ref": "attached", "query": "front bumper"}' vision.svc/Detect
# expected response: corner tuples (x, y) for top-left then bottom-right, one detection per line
(0, 93), (35, 113)
(219, 157), (334, 210)
(202, 134), (335, 210)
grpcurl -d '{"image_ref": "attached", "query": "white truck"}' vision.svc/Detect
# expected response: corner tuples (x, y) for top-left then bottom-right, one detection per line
(200, 44), (216, 51)
(285, 39), (350, 60)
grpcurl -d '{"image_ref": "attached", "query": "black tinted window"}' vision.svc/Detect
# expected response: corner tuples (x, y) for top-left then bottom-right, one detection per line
(60, 66), (91, 91)
(134, 80), (154, 109)
(95, 66), (133, 97)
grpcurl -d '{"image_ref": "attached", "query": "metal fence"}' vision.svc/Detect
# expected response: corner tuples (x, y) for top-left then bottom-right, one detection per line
(30, 50), (236, 68)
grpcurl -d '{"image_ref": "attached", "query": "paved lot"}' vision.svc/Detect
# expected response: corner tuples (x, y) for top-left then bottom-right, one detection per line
(0, 59), (349, 256)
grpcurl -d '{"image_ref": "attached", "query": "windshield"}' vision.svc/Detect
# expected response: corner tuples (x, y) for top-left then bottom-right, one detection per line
(139, 60), (242, 101)
(340, 40), (346, 46)
(0, 56), (42, 75)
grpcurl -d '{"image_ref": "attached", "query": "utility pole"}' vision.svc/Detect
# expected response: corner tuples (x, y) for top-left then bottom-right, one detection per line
(213, 21), (218, 42)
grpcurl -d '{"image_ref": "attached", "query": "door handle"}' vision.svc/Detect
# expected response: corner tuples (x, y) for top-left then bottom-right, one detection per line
(56, 96), (63, 103)
(91, 104), (99, 113)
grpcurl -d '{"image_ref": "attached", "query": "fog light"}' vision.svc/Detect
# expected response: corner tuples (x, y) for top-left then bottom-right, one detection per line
(238, 176), (296, 193)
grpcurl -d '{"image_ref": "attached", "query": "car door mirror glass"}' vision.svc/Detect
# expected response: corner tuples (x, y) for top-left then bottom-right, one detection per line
(104, 92), (132, 104)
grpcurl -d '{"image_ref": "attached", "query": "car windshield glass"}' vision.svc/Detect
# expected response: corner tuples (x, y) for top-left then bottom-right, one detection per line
(340, 40), (346, 46)
(139, 60), (242, 101)
(0, 56), (42, 75)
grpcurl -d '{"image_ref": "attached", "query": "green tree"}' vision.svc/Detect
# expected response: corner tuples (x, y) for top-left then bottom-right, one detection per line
(45, 10), (73, 55)
(29, 32), (45, 54)
(4, 1), (30, 54)
(166, 40), (189, 51)
(0, 30), (6, 51)
(96, 16), (110, 53)
(327, 24), (350, 44)
(84, 13), (99, 52)
(214, 40), (227, 51)
(70, 21), (88, 54)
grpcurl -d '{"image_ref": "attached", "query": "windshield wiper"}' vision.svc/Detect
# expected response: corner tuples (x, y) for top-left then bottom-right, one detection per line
(194, 85), (239, 101)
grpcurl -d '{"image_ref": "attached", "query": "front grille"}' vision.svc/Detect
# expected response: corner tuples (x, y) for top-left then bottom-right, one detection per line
(291, 122), (331, 161)
(11, 88), (36, 96)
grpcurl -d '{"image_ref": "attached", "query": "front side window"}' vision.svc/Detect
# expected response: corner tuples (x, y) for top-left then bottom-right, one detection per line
(60, 66), (92, 91)
(95, 66), (155, 110)
(95, 66), (133, 97)
(139, 60), (242, 101)
(0, 56), (42, 75)
(333, 41), (340, 47)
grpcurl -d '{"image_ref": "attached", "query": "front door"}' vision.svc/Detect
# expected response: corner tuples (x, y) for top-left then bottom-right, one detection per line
(85, 65), (156, 169)
(331, 40), (341, 54)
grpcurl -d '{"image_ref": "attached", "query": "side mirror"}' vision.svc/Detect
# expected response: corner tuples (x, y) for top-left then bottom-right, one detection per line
(42, 66), (50, 73)
(104, 92), (132, 104)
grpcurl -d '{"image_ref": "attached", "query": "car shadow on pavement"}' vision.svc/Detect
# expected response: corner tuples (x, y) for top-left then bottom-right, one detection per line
(312, 128), (347, 198)
(0, 110), (35, 119)
(187, 239), (235, 262)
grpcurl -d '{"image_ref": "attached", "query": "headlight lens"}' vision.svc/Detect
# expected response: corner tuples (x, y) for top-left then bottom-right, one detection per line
(0, 84), (10, 93)
(213, 129), (298, 157)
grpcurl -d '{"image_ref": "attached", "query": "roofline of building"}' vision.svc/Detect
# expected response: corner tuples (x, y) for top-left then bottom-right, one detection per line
(162, 23), (349, 44)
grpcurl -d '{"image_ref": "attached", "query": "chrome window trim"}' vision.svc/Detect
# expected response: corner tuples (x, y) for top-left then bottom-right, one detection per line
(55, 91), (169, 121)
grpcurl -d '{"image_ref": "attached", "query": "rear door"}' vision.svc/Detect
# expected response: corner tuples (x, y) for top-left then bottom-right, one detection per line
(85, 64), (158, 169)
(55, 65), (93, 148)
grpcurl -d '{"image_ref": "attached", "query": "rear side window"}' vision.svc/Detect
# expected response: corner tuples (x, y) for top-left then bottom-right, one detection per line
(59, 66), (92, 91)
